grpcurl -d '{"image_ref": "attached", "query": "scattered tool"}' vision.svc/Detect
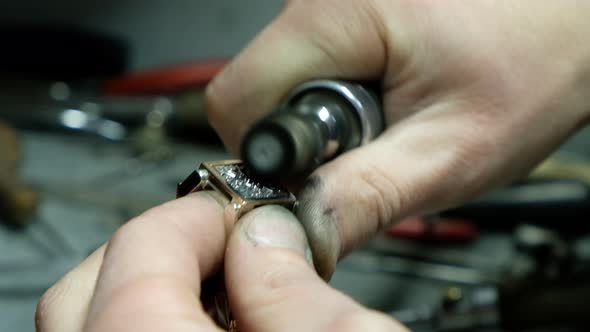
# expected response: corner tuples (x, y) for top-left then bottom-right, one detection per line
(442, 179), (590, 233)
(0, 121), (37, 226)
(389, 223), (590, 331)
(385, 217), (480, 244)
(531, 157), (590, 185)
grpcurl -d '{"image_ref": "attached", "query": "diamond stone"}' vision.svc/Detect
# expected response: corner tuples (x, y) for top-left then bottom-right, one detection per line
(215, 164), (290, 200)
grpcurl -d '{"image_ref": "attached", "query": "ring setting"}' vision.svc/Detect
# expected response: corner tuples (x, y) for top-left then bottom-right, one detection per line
(177, 160), (296, 220)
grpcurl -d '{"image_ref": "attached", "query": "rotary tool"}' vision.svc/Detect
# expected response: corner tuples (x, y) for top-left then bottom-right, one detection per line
(240, 80), (383, 178)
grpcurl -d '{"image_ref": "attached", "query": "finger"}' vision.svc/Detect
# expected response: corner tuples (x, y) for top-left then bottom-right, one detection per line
(36, 245), (106, 332)
(205, 0), (392, 154)
(225, 205), (408, 332)
(297, 95), (575, 279)
(84, 191), (229, 332)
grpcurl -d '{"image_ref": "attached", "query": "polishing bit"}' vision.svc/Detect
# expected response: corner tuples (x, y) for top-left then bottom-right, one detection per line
(241, 80), (383, 179)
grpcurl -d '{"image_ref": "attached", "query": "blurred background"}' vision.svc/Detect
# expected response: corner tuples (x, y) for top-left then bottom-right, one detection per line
(0, 1), (589, 331)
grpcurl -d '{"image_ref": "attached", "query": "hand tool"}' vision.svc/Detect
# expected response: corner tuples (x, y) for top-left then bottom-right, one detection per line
(393, 273), (590, 331)
(340, 251), (500, 286)
(391, 286), (501, 331)
(240, 80), (383, 179)
(102, 59), (226, 95)
(531, 157), (590, 185)
(101, 59), (227, 140)
(0, 85), (129, 142)
(442, 179), (590, 233)
(0, 121), (37, 226)
(385, 216), (480, 244)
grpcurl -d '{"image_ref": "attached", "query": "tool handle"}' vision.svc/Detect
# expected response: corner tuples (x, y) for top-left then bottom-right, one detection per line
(442, 179), (590, 233)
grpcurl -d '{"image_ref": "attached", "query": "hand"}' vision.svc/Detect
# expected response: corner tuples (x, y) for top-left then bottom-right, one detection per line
(36, 193), (407, 332)
(205, 0), (590, 279)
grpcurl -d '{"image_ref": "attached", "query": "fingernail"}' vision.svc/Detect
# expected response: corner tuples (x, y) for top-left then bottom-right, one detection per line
(240, 205), (314, 265)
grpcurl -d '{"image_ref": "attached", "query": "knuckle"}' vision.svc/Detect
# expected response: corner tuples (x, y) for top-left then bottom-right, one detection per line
(444, 121), (503, 195)
(107, 209), (165, 252)
(355, 165), (403, 229)
(203, 58), (245, 134)
(105, 210), (160, 256)
(109, 216), (141, 245)
(203, 69), (244, 152)
(419, 136), (499, 209)
(282, 0), (302, 9)
(106, 193), (222, 256)
(203, 78), (227, 131)
(132, 203), (170, 224)
(281, 0), (386, 75)
(113, 199), (183, 236)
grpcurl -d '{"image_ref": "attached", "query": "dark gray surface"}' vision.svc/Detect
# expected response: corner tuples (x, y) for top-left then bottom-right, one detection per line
(0, 0), (283, 70)
(1, 125), (587, 332)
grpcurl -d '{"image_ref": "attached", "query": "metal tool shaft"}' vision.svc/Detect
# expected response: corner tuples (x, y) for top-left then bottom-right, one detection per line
(241, 80), (382, 178)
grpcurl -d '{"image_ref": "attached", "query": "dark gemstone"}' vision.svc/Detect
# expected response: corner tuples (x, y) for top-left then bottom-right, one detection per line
(176, 170), (201, 198)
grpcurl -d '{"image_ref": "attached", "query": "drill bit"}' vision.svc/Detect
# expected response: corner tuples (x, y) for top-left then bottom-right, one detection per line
(241, 80), (383, 179)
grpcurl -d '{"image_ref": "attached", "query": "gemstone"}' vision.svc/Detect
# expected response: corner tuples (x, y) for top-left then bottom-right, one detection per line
(215, 164), (290, 200)
(176, 170), (201, 197)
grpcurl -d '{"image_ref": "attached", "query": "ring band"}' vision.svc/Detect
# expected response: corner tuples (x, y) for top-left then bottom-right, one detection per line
(177, 160), (297, 331)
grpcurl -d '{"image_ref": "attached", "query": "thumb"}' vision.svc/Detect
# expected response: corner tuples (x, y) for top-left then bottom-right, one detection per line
(204, 0), (391, 155)
(296, 100), (518, 279)
(225, 205), (406, 332)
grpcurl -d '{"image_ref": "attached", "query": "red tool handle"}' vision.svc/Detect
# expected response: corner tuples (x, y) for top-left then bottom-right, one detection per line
(386, 217), (480, 243)
(102, 59), (228, 95)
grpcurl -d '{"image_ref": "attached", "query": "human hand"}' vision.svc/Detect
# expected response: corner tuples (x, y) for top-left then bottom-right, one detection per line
(36, 193), (407, 332)
(205, 0), (590, 279)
